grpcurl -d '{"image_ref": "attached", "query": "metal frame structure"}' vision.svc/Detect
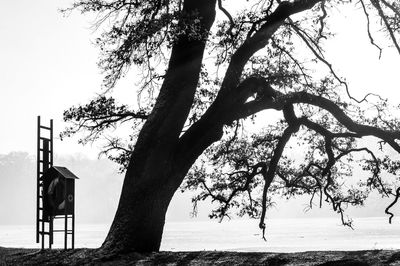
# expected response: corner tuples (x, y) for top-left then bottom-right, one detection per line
(36, 116), (75, 249)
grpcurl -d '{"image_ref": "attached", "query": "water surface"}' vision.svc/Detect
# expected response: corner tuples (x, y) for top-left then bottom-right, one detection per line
(1, 217), (399, 252)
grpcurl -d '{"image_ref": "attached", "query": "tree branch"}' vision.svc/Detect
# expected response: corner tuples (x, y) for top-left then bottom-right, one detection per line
(233, 89), (400, 152)
(370, 0), (400, 55)
(259, 105), (300, 239)
(217, 0), (234, 35)
(216, 0), (324, 100)
(385, 187), (400, 223)
(359, 0), (383, 58)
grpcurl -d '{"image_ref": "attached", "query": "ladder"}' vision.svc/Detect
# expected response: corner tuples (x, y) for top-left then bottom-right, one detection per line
(36, 116), (54, 249)
(54, 214), (75, 249)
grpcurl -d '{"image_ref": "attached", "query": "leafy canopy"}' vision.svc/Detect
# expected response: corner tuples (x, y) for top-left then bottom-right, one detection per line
(62, 0), (400, 237)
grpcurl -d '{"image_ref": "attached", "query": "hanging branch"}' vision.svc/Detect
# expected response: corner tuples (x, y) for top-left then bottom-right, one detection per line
(359, 0), (383, 58)
(370, 0), (400, 55)
(385, 187), (400, 223)
(317, 0), (328, 40)
(259, 105), (300, 239)
(194, 162), (266, 219)
(380, 0), (400, 15)
(271, 39), (312, 86)
(289, 21), (381, 104)
(218, 0), (234, 35)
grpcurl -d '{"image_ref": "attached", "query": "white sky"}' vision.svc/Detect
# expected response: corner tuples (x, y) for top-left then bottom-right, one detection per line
(0, 0), (399, 159)
(0, 0), (102, 157)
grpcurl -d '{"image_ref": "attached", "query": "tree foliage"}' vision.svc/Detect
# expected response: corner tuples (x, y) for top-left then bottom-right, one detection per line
(63, 0), (400, 239)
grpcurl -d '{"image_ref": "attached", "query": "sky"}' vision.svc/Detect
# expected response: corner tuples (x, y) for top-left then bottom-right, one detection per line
(0, 0), (400, 225)
(0, 0), (399, 158)
(0, 0), (399, 155)
(0, 0), (104, 157)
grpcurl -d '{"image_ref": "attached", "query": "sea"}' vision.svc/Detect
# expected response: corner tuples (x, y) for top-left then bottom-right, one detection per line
(1, 217), (400, 252)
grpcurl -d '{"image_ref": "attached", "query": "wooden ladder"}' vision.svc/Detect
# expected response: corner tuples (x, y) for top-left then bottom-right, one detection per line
(36, 116), (54, 249)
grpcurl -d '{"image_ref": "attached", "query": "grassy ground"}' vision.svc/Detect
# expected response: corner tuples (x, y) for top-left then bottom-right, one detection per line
(1, 247), (400, 265)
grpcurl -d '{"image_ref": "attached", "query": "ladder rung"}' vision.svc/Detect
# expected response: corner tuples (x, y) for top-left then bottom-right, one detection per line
(39, 137), (51, 141)
(38, 160), (53, 164)
(39, 161), (52, 165)
(53, 230), (73, 233)
(40, 125), (51, 130)
(53, 216), (72, 219)
(39, 148), (52, 152)
(39, 232), (51, 235)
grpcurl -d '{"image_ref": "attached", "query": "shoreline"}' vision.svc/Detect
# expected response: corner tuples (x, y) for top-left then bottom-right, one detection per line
(1, 247), (400, 265)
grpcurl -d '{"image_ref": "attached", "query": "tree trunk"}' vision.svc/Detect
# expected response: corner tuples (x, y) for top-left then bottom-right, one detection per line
(101, 0), (217, 253)
(101, 165), (183, 252)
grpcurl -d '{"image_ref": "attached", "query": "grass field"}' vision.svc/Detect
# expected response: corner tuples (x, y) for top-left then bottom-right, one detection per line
(2, 246), (400, 265)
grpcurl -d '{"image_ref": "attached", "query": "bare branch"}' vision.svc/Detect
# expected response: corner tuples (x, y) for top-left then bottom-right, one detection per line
(385, 187), (400, 223)
(259, 105), (300, 239)
(317, 0), (328, 40)
(370, 0), (400, 55)
(359, 0), (383, 58)
(218, 0), (234, 35)
(218, 0), (324, 98)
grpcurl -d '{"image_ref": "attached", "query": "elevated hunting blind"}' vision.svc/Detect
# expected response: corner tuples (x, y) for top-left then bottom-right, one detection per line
(36, 116), (78, 250)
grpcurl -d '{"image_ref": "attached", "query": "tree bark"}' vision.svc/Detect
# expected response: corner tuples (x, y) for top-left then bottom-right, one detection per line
(101, 170), (182, 252)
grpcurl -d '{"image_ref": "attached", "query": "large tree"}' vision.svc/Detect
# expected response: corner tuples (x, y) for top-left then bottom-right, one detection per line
(63, 0), (400, 252)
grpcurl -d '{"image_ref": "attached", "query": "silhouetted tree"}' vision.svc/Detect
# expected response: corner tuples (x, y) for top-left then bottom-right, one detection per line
(62, 0), (400, 252)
